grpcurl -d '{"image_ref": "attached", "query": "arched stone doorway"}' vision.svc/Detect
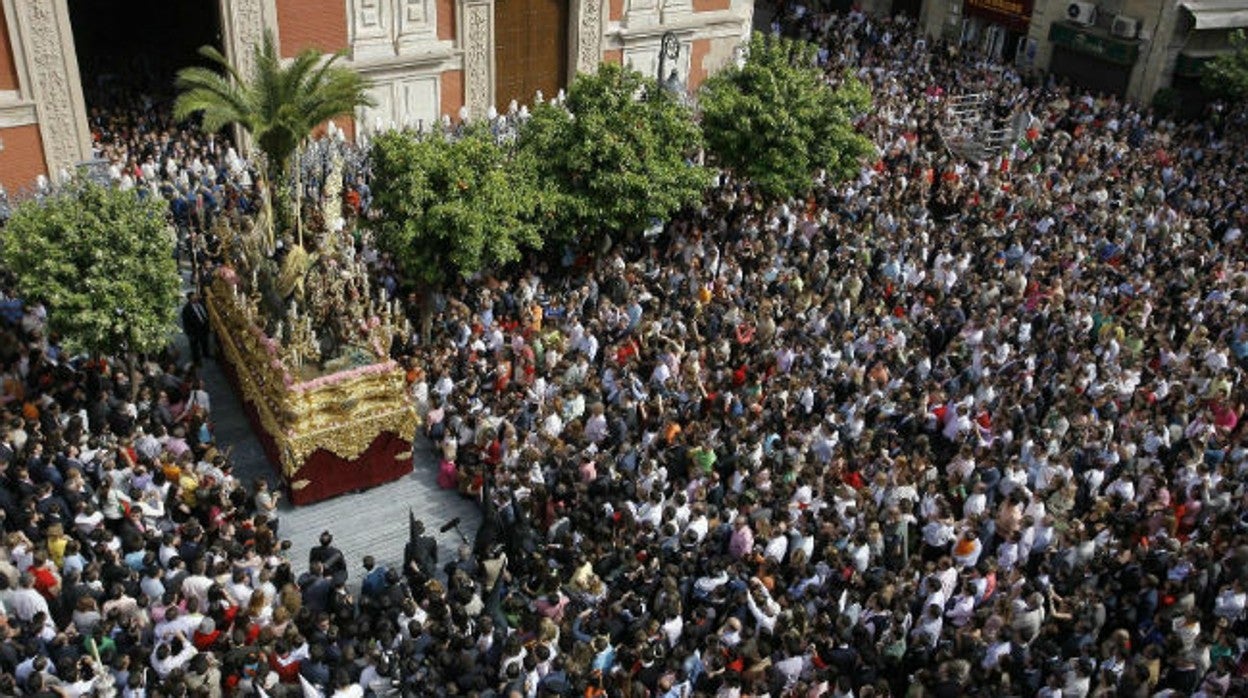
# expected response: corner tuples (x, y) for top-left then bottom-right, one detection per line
(3, 0), (273, 181)
(67, 0), (224, 110)
(493, 0), (570, 110)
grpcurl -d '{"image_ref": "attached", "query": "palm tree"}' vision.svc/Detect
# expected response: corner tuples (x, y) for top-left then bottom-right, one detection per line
(173, 30), (374, 247)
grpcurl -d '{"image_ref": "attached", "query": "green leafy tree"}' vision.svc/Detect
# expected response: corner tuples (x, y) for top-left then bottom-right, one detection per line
(700, 32), (874, 201)
(520, 62), (711, 244)
(1203, 29), (1248, 101)
(1, 179), (181, 397)
(370, 126), (546, 339)
(173, 30), (374, 243)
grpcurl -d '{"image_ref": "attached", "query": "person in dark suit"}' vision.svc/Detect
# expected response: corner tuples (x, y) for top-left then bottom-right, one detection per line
(404, 514), (438, 584)
(308, 530), (346, 582)
(181, 292), (212, 363)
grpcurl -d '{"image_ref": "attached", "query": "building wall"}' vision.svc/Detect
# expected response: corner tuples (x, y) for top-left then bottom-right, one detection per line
(0, 5), (18, 90)
(0, 124), (47, 194)
(1024, 0), (1061, 72)
(0, 0), (754, 191)
(439, 69), (463, 118)
(919, 0), (961, 40)
(276, 0), (349, 56)
(342, 0), (462, 136)
(859, 0), (897, 16)
(1124, 0), (1187, 103)
(0, 0), (90, 191)
(437, 0), (455, 40)
(605, 0), (753, 96)
(915, 1), (1205, 105)
(1028, 0), (1186, 103)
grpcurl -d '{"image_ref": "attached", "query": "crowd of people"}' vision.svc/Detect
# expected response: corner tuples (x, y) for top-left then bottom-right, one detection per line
(397, 8), (1248, 698)
(1, 4), (1248, 698)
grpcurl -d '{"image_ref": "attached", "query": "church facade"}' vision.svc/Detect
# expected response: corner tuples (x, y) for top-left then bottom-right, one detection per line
(0, 0), (754, 194)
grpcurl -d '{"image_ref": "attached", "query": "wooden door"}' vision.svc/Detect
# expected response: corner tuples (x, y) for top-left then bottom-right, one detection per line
(494, 0), (570, 110)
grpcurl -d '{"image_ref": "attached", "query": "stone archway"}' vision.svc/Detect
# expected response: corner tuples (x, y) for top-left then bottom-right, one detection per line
(1, 0), (277, 181)
(2, 0), (92, 179)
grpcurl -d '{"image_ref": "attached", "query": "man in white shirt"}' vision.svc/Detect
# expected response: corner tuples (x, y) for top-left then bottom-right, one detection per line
(151, 632), (198, 679)
(3, 573), (49, 623)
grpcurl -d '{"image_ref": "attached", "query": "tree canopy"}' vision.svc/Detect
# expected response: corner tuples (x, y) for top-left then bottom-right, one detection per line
(0, 179), (181, 358)
(1203, 29), (1248, 102)
(700, 32), (874, 201)
(369, 126), (546, 288)
(519, 62), (712, 243)
(174, 30), (373, 234)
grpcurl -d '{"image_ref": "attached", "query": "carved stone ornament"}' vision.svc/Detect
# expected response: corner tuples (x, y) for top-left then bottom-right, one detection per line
(14, 0), (90, 177)
(463, 0), (494, 119)
(576, 0), (604, 75)
(227, 0), (268, 82)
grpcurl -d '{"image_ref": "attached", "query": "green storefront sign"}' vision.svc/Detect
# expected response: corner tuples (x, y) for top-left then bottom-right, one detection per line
(1049, 22), (1141, 66)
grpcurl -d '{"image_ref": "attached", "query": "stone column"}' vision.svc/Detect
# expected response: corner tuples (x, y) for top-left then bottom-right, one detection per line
(459, 0), (495, 119)
(219, 0), (278, 151)
(571, 0), (605, 76)
(6, 0), (91, 179)
(220, 0), (279, 81)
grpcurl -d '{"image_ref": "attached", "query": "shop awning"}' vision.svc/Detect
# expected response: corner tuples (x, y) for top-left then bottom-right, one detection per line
(1180, 1), (1248, 30)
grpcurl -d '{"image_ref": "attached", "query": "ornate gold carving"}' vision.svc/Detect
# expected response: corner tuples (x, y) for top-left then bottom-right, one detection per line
(207, 278), (419, 478)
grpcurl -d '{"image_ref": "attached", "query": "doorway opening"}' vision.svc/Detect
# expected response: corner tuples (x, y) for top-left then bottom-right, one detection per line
(495, 0), (570, 110)
(68, 0), (224, 114)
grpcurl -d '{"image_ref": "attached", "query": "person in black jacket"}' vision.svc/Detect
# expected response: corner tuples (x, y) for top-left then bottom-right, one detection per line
(404, 515), (438, 584)
(181, 292), (212, 364)
(308, 531), (346, 582)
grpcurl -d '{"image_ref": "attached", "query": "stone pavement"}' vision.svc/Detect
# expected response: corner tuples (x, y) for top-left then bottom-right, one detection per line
(192, 339), (481, 586)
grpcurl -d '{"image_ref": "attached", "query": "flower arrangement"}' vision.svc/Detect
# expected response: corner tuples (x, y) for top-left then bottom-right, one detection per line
(290, 360), (398, 394)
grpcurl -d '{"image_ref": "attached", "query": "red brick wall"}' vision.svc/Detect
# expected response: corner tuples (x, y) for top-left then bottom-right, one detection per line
(0, 125), (48, 193)
(693, 0), (731, 11)
(609, 0), (624, 22)
(689, 38), (711, 93)
(276, 0), (348, 57)
(440, 70), (463, 119)
(438, 0), (456, 41)
(602, 49), (622, 65)
(0, 6), (19, 91)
